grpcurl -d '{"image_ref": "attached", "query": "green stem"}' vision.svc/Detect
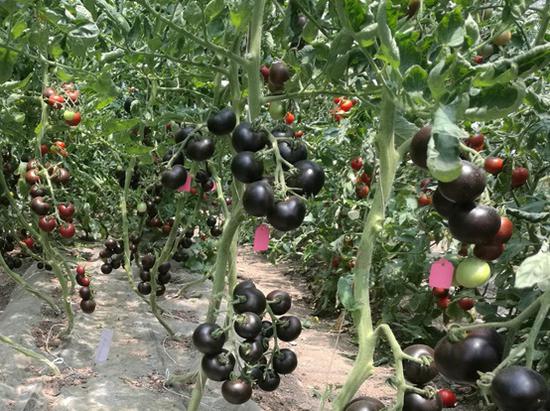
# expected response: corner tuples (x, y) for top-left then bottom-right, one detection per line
(534, 0), (550, 46)
(0, 335), (60, 375)
(525, 292), (550, 368)
(333, 91), (399, 409)
(244, 0), (266, 120)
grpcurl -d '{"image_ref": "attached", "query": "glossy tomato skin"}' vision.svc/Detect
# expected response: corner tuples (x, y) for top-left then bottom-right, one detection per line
(257, 369), (281, 391)
(269, 61), (290, 85)
(278, 141), (308, 166)
(80, 299), (96, 313)
(410, 126), (431, 169)
(437, 389), (457, 408)
(233, 286), (267, 315)
(474, 242), (505, 261)
(192, 323), (226, 355)
(234, 312), (262, 339)
(403, 344), (438, 385)
(484, 157), (504, 175)
(432, 188), (458, 219)
(207, 108), (236, 135)
(201, 349), (235, 381)
(511, 167), (529, 188)
(403, 392), (442, 411)
(221, 379), (252, 404)
(273, 348), (298, 374)
(438, 161), (486, 204)
(343, 396), (385, 411)
(491, 366), (548, 411)
(448, 204), (501, 244)
(289, 160), (325, 196)
(185, 137), (215, 161)
(267, 290), (292, 315)
(493, 216), (513, 243)
(267, 196), (306, 232)
(231, 151), (264, 183)
(276, 315), (302, 341)
(434, 328), (503, 384)
(174, 125), (195, 143)
(238, 338), (265, 363)
(232, 122), (267, 152)
(243, 180), (275, 217)
(161, 165), (188, 189)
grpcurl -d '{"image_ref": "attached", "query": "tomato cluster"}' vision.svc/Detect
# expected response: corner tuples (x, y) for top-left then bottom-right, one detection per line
(350, 157), (373, 199)
(75, 265), (96, 314)
(331, 96), (358, 122)
(193, 280), (301, 405)
(43, 82), (81, 127)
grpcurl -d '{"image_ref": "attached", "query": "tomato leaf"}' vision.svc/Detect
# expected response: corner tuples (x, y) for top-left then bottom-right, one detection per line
(436, 8), (465, 47)
(515, 251), (550, 291)
(376, 0), (400, 69)
(465, 82), (526, 121)
(337, 275), (357, 311)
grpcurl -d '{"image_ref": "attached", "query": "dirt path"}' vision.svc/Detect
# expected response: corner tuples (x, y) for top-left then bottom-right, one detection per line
(236, 248), (395, 410)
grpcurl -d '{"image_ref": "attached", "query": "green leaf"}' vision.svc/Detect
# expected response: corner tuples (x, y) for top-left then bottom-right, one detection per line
(89, 72), (119, 97)
(394, 114), (419, 143)
(344, 0), (367, 31)
(403, 65), (428, 92)
(436, 8), (465, 47)
(10, 19), (27, 39)
(515, 251), (550, 290)
(205, 0), (224, 20)
(103, 118), (140, 134)
(0, 47), (18, 83)
(465, 82), (526, 121)
(427, 60), (447, 101)
(337, 275), (356, 311)
(427, 103), (468, 182)
(95, 97), (115, 110)
(95, 0), (130, 33)
(376, 0), (400, 68)
(1, 73), (31, 90)
(464, 14), (479, 45)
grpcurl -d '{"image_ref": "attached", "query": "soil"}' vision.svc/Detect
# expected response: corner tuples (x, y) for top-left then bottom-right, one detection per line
(0, 246), (476, 410)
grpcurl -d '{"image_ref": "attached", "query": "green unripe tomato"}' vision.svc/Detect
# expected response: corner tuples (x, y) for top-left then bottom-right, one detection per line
(63, 110), (76, 121)
(137, 202), (147, 214)
(14, 113), (25, 123)
(269, 101), (285, 120)
(455, 257), (491, 288)
(493, 31), (512, 46)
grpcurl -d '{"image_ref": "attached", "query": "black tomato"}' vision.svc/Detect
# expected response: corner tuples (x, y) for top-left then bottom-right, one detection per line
(192, 323), (226, 355)
(80, 299), (96, 314)
(158, 262), (171, 275)
(289, 160), (325, 196)
(278, 141), (307, 167)
(402, 344), (438, 385)
(434, 328), (503, 384)
(232, 122), (267, 152)
(257, 369), (281, 392)
(276, 315), (302, 342)
(233, 286), (267, 315)
(221, 379), (252, 405)
(101, 263), (113, 274)
(266, 290), (292, 315)
(185, 137), (215, 161)
(234, 312), (262, 339)
(438, 161), (486, 204)
(161, 165), (188, 190)
(231, 151), (264, 183)
(403, 392), (442, 411)
(162, 148), (185, 165)
(174, 126), (195, 143)
(448, 204), (501, 244)
(238, 338), (265, 363)
(432, 188), (458, 219)
(79, 286), (92, 301)
(243, 180), (275, 217)
(344, 396), (385, 411)
(269, 61), (290, 85)
(491, 366), (548, 411)
(273, 348), (297, 374)
(410, 126), (431, 169)
(141, 254), (156, 270)
(137, 281), (152, 295)
(267, 196), (306, 232)
(201, 349), (235, 381)
(207, 108), (237, 135)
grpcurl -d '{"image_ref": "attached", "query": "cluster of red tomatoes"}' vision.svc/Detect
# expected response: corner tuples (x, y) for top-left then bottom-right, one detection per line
(43, 82), (81, 126)
(350, 156), (372, 199)
(331, 96), (358, 122)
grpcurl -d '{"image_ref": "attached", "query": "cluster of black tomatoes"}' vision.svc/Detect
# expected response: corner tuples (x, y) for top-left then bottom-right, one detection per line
(137, 253), (172, 296)
(233, 123), (325, 232)
(411, 126), (513, 261)
(99, 238), (125, 275)
(192, 280), (301, 405)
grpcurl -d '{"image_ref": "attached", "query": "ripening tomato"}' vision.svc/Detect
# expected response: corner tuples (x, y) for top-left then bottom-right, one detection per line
(48, 95), (65, 109)
(284, 112), (295, 125)
(458, 297), (475, 311)
(65, 112), (81, 126)
(432, 287), (448, 297)
(294, 130), (304, 138)
(437, 296), (451, 309)
(511, 167), (528, 188)
(351, 157), (363, 171)
(356, 184), (369, 199)
(333, 97), (342, 104)
(43, 87), (56, 99)
(473, 55), (484, 64)
(484, 157), (504, 175)
(66, 90), (79, 103)
(358, 172), (371, 185)
(76, 265), (86, 276)
(417, 194), (432, 207)
(21, 237), (34, 249)
(340, 99), (353, 112)
(467, 134), (484, 150)
(40, 144), (49, 156)
(54, 141), (66, 149)
(351, 97), (359, 106)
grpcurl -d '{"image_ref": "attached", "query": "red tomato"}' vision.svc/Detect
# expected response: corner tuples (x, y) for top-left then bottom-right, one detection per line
(358, 172), (371, 185)
(351, 157), (363, 171)
(511, 167), (528, 188)
(334, 114), (343, 122)
(438, 389), (457, 408)
(284, 112), (295, 125)
(42, 87), (56, 99)
(294, 130), (304, 138)
(355, 184), (370, 199)
(47, 95), (65, 109)
(21, 237), (34, 249)
(458, 297), (475, 311)
(340, 99), (353, 112)
(467, 133), (484, 149)
(76, 265), (86, 276)
(260, 65), (270, 81)
(40, 144), (49, 156)
(473, 55), (484, 64)
(437, 295), (451, 309)
(432, 287), (448, 297)
(417, 194), (432, 207)
(331, 255), (341, 268)
(493, 216), (513, 243)
(59, 223), (76, 239)
(65, 112), (81, 127)
(333, 97), (342, 104)
(484, 157), (504, 175)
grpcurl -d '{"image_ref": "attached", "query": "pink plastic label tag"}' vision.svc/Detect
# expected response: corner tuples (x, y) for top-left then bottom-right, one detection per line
(178, 174), (192, 192)
(253, 224), (270, 252)
(429, 258), (454, 288)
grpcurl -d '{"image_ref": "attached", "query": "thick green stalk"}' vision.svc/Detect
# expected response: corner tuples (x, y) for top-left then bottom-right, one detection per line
(333, 92), (400, 410)
(0, 335), (60, 375)
(245, 0), (265, 120)
(534, 0), (550, 46)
